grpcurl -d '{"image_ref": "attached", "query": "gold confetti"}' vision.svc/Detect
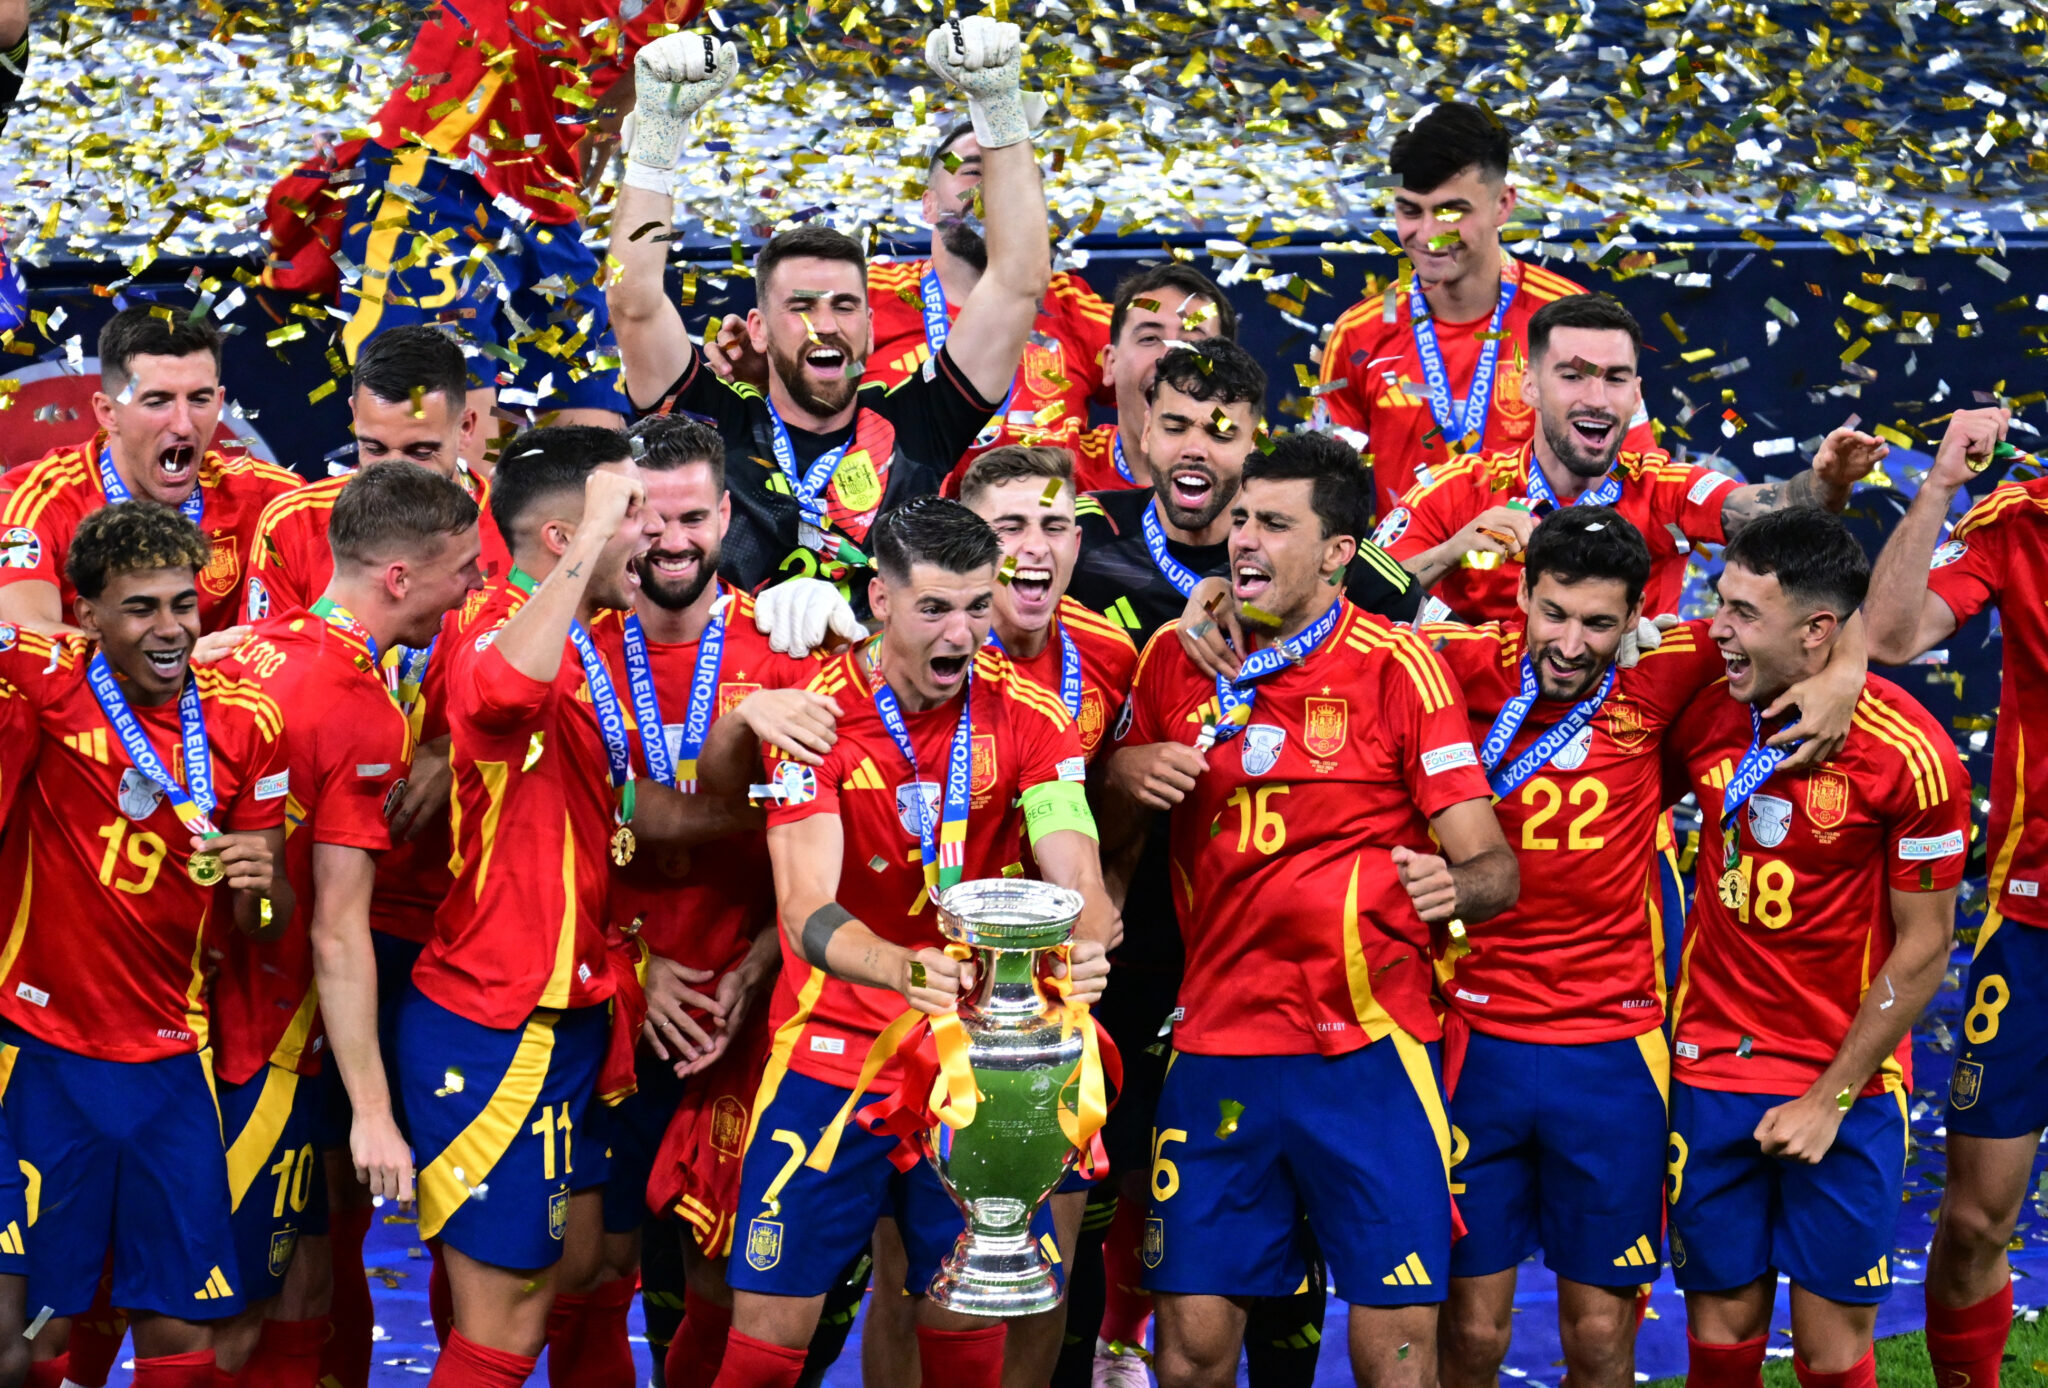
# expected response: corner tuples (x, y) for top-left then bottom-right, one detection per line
(1216, 1099), (1244, 1139)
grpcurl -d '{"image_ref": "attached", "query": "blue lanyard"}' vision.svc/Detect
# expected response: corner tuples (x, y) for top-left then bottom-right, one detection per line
(1113, 433), (1134, 485)
(100, 445), (203, 525)
(987, 625), (1083, 718)
(1524, 454), (1623, 511)
(393, 639), (434, 713)
(1410, 275), (1517, 453)
(620, 596), (729, 792)
(1720, 707), (1796, 869)
(1209, 598), (1342, 745)
(1141, 504), (1203, 598)
(1479, 656), (1616, 798)
(764, 405), (851, 539)
(87, 651), (218, 836)
(567, 619), (636, 825)
(872, 664), (975, 891)
(922, 265), (1017, 420)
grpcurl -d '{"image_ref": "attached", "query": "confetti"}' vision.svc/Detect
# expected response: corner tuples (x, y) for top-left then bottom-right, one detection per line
(1216, 1099), (1244, 1139)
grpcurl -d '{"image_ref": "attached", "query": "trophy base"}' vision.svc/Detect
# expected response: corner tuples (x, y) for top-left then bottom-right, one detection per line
(926, 1227), (1062, 1320)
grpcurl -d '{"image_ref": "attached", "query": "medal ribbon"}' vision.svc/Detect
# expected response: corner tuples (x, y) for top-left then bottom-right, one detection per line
(765, 407), (871, 567)
(1410, 274), (1517, 454)
(1719, 706), (1796, 869)
(568, 619), (638, 829)
(621, 592), (731, 793)
(87, 650), (218, 840)
(100, 445), (204, 524)
(311, 596), (382, 670)
(1140, 504), (1203, 599)
(1112, 433), (1134, 485)
(1523, 453), (1623, 511)
(1479, 656), (1616, 798)
(921, 265), (1017, 424)
(393, 640), (435, 716)
(987, 625), (1083, 718)
(1207, 598), (1342, 746)
(872, 665), (974, 893)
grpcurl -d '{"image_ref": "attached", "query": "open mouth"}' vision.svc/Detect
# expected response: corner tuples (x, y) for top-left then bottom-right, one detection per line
(1009, 565), (1053, 607)
(143, 647), (186, 678)
(1232, 559), (1271, 604)
(930, 652), (970, 686)
(156, 444), (197, 488)
(1568, 415), (1618, 450)
(805, 346), (849, 379)
(1540, 649), (1589, 684)
(1169, 468), (1214, 511)
(647, 551), (700, 584)
(1722, 650), (1752, 682)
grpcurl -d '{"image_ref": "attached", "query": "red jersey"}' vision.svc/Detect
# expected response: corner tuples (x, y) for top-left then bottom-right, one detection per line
(1316, 256), (1657, 519)
(1924, 476), (2048, 929)
(413, 577), (623, 1028)
(0, 435), (303, 632)
(763, 646), (1086, 1091)
(1069, 424), (1144, 496)
(1666, 677), (1968, 1098)
(244, 465), (507, 623)
(368, 0), (701, 225)
(591, 589), (818, 975)
(0, 631), (289, 1062)
(366, 604), (461, 946)
(1428, 620), (1724, 1043)
(1114, 603), (1491, 1056)
(997, 597), (1137, 763)
(209, 611), (413, 1085)
(1377, 444), (1738, 624)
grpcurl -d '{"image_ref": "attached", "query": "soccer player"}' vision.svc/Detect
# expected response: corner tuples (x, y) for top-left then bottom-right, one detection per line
(1862, 406), (2039, 1388)
(1374, 293), (1886, 626)
(0, 501), (291, 1388)
(1100, 431), (1518, 1388)
(709, 497), (1116, 1388)
(207, 461), (485, 1384)
(1314, 101), (1656, 520)
(607, 22), (1050, 605)
(1664, 510), (1967, 1388)
(1422, 508), (1862, 1388)
(0, 310), (302, 633)
(243, 324), (507, 621)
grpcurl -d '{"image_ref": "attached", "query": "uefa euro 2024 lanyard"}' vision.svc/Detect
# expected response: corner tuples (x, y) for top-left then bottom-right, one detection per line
(87, 650), (224, 885)
(619, 589), (732, 794)
(1478, 655), (1616, 798)
(1200, 597), (1343, 749)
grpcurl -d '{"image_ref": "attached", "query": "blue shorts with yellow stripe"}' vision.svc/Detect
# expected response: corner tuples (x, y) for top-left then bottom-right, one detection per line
(1448, 1030), (1670, 1285)
(398, 991), (610, 1272)
(0, 1086), (24, 1278)
(1668, 1081), (1906, 1305)
(339, 144), (629, 417)
(0, 1024), (241, 1317)
(1946, 916), (2048, 1140)
(220, 1062), (331, 1303)
(1142, 1041), (1454, 1304)
(726, 1068), (1060, 1300)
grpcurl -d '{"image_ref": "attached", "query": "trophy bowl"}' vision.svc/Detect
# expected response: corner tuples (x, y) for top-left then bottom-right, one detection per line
(923, 878), (1090, 1319)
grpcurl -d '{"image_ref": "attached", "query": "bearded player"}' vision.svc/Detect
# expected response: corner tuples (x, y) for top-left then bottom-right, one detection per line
(0, 502), (291, 1388)
(1863, 406), (2040, 1388)
(0, 310), (302, 634)
(1101, 432), (1517, 1388)
(1664, 510), (1966, 1388)
(1423, 508), (1862, 1388)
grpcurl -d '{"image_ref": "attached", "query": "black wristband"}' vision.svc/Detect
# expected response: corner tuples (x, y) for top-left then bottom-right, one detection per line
(802, 902), (854, 970)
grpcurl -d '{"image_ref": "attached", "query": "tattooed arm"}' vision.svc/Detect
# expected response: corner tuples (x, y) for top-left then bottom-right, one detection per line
(1720, 425), (1888, 536)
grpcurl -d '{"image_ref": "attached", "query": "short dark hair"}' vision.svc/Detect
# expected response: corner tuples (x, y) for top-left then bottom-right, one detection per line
(67, 501), (211, 601)
(870, 496), (1001, 585)
(1146, 337), (1267, 412)
(489, 425), (634, 539)
(629, 415), (726, 491)
(1521, 506), (1651, 608)
(756, 224), (866, 300)
(98, 307), (223, 390)
(1388, 101), (1512, 192)
(354, 324), (471, 409)
(1527, 293), (1643, 365)
(1240, 431), (1371, 542)
(329, 460), (480, 570)
(929, 120), (976, 176)
(1108, 264), (1237, 345)
(1722, 508), (1870, 616)
(958, 444), (1073, 508)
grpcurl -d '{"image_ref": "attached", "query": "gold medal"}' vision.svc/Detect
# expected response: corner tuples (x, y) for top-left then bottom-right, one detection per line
(609, 824), (637, 867)
(1717, 865), (1748, 913)
(189, 851), (225, 887)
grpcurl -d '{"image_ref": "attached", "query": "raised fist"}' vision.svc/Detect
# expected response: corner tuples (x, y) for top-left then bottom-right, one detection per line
(924, 16), (1030, 149)
(624, 33), (740, 188)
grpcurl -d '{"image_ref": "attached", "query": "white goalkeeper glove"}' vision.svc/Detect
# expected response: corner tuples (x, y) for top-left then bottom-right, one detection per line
(1617, 613), (1681, 669)
(925, 15), (1030, 150)
(753, 577), (867, 657)
(623, 33), (739, 194)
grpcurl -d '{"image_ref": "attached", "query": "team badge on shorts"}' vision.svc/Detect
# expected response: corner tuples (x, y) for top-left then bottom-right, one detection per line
(119, 767), (165, 822)
(549, 1189), (569, 1241)
(1747, 793), (1793, 848)
(1241, 725), (1286, 776)
(711, 1096), (748, 1159)
(746, 1218), (784, 1272)
(1142, 1217), (1165, 1270)
(1669, 1229), (1687, 1268)
(1950, 1059), (1984, 1110)
(268, 1228), (298, 1278)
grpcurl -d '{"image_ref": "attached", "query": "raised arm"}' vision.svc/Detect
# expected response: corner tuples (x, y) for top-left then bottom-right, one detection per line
(491, 469), (643, 684)
(1718, 425), (1887, 535)
(1865, 408), (2007, 665)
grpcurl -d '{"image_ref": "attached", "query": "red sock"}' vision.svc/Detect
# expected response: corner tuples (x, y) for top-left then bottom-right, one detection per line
(241, 1317), (328, 1388)
(132, 1350), (219, 1388)
(1927, 1282), (2012, 1388)
(1793, 1349), (1877, 1388)
(1686, 1332), (1768, 1388)
(545, 1280), (639, 1388)
(665, 1287), (734, 1388)
(706, 1329), (805, 1388)
(214, 1366), (242, 1388)
(64, 1305), (127, 1388)
(323, 1204), (375, 1388)
(25, 1357), (68, 1388)
(1098, 1196), (1152, 1348)
(427, 1331), (536, 1388)
(428, 1247), (455, 1348)
(916, 1323), (1005, 1388)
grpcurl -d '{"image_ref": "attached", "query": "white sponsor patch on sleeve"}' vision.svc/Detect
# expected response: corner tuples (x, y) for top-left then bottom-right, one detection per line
(254, 771), (290, 801)
(1056, 756), (1087, 783)
(810, 1035), (846, 1055)
(1687, 471), (1737, 506)
(1897, 831), (1966, 860)
(2008, 879), (2039, 898)
(1421, 742), (1479, 776)
(1675, 1041), (1700, 1060)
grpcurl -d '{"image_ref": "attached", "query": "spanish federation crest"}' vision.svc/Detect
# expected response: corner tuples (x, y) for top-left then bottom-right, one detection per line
(1303, 696), (1347, 759)
(746, 1218), (784, 1271)
(118, 767), (164, 822)
(1241, 724), (1286, 776)
(1950, 1059), (1984, 1110)
(1142, 1216), (1165, 1270)
(897, 781), (942, 838)
(710, 1095), (749, 1159)
(1605, 700), (1649, 751)
(831, 450), (883, 515)
(268, 1228), (297, 1277)
(548, 1188), (569, 1241)
(970, 734), (999, 796)
(1747, 793), (1794, 849)
(198, 534), (240, 598)
(1079, 688), (1107, 751)
(1804, 768), (1851, 831)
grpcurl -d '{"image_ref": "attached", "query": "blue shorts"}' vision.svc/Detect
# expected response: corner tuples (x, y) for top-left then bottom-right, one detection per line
(0, 1026), (240, 1317)
(597, 1049), (686, 1236)
(399, 991), (610, 1271)
(338, 144), (629, 416)
(1142, 1041), (1454, 1304)
(726, 1069), (1059, 1301)
(1449, 1031), (1670, 1285)
(0, 1087), (25, 1278)
(1946, 917), (2048, 1140)
(221, 1063), (331, 1303)
(313, 930), (423, 1151)
(1667, 1081), (1907, 1305)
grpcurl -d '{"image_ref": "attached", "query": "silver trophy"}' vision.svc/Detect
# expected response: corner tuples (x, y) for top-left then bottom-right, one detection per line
(923, 878), (1092, 1318)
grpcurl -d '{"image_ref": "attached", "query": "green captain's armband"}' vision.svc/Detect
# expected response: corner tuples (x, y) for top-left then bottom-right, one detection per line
(1022, 779), (1097, 845)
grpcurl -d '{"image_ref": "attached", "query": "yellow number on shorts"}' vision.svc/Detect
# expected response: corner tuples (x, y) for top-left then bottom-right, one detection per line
(1666, 1132), (1689, 1205)
(270, 1144), (317, 1218)
(1225, 785), (1289, 855)
(1149, 1128), (1187, 1203)
(1519, 777), (1607, 852)
(1964, 973), (2010, 1045)
(532, 1102), (575, 1181)
(18, 1161), (37, 1226)
(416, 263), (464, 311)
(93, 818), (166, 896)
(1448, 1125), (1470, 1196)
